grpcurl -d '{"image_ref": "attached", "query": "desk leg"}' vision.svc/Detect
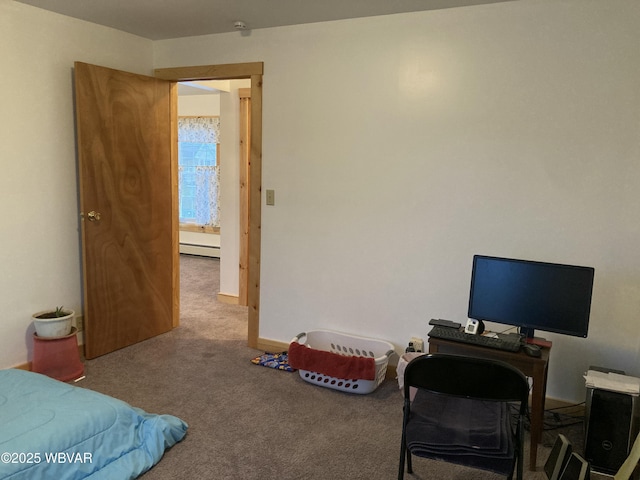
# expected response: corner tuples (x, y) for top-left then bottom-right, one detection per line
(529, 364), (547, 470)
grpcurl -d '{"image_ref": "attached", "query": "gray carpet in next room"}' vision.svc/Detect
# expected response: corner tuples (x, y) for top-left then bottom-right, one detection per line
(76, 254), (593, 479)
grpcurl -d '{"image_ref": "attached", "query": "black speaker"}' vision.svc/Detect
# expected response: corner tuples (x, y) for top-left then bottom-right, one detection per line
(585, 387), (639, 475)
(559, 452), (590, 480)
(545, 434), (572, 480)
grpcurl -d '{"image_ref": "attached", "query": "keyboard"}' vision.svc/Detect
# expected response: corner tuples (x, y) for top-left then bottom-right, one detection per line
(428, 326), (522, 352)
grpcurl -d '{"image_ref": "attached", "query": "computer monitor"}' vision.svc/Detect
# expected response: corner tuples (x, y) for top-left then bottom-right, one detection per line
(468, 255), (595, 339)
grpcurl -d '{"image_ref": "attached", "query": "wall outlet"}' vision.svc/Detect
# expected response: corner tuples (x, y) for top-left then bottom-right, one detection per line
(411, 336), (424, 352)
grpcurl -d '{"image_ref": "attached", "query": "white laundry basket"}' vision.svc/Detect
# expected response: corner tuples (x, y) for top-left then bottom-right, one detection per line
(290, 330), (395, 394)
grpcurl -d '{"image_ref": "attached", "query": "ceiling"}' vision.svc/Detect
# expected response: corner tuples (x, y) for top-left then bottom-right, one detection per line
(14, 0), (515, 41)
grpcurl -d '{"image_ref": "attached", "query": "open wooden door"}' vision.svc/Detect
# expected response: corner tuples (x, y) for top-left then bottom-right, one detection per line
(75, 62), (178, 359)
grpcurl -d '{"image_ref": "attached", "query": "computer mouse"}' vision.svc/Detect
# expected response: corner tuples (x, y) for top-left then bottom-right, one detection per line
(523, 344), (542, 357)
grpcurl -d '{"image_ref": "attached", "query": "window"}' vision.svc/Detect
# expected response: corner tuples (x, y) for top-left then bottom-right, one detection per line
(178, 117), (220, 229)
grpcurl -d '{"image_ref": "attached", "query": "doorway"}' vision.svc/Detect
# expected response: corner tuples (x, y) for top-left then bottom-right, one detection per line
(176, 82), (221, 259)
(155, 63), (263, 349)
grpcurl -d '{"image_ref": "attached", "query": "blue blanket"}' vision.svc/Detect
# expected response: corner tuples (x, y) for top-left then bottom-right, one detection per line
(0, 369), (187, 480)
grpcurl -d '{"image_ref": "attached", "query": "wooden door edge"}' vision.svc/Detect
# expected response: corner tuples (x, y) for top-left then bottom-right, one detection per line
(170, 82), (180, 328)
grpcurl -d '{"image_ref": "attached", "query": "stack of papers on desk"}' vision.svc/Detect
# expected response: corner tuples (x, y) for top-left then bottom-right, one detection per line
(584, 370), (640, 395)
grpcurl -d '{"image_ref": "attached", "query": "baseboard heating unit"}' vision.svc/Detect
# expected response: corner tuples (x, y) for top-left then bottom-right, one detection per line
(179, 243), (220, 258)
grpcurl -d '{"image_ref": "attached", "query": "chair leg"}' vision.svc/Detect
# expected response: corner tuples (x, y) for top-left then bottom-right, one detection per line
(506, 455), (521, 480)
(517, 420), (524, 480)
(398, 442), (405, 480)
(398, 436), (414, 478)
(399, 402), (411, 480)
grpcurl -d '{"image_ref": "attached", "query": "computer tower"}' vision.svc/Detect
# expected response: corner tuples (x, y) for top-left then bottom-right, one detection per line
(584, 386), (639, 475)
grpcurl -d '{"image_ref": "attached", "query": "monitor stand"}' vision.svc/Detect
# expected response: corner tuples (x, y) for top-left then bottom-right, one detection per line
(520, 326), (535, 339)
(526, 337), (553, 348)
(520, 327), (553, 348)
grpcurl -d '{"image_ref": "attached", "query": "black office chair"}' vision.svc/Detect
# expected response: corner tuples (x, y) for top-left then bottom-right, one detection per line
(398, 353), (530, 480)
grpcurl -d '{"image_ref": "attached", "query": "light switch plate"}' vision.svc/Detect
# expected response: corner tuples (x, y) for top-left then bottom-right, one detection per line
(266, 189), (275, 206)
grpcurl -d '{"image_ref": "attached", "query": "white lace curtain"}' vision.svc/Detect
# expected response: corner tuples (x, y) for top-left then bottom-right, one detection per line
(178, 117), (220, 227)
(196, 165), (220, 226)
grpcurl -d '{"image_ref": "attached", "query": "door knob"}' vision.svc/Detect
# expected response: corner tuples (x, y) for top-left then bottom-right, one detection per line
(87, 211), (101, 222)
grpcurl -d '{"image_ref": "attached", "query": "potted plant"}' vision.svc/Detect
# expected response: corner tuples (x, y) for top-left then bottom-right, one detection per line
(32, 306), (75, 338)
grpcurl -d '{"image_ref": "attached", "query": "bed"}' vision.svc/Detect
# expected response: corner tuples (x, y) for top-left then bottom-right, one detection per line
(0, 369), (188, 480)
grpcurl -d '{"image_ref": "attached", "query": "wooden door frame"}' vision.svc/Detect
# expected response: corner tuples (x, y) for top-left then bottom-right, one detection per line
(238, 88), (251, 307)
(155, 62), (262, 348)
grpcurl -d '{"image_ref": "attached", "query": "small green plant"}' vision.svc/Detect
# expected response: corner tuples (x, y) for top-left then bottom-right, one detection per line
(35, 307), (71, 319)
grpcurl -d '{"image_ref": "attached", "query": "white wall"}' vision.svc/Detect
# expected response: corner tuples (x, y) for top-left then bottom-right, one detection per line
(178, 93), (220, 116)
(155, 0), (640, 402)
(218, 80), (251, 297)
(0, 0), (153, 368)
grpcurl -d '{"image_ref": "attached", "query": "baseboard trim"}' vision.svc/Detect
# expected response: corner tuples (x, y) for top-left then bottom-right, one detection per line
(544, 397), (586, 418)
(217, 293), (239, 305)
(256, 337), (289, 353)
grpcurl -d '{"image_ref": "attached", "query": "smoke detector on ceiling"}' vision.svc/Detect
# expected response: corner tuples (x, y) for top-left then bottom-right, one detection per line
(234, 21), (247, 30)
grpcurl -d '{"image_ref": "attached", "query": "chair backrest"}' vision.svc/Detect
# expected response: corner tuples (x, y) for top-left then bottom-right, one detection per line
(404, 353), (529, 405)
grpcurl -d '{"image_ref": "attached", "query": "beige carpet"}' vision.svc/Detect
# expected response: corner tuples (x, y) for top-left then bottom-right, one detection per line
(74, 254), (589, 479)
